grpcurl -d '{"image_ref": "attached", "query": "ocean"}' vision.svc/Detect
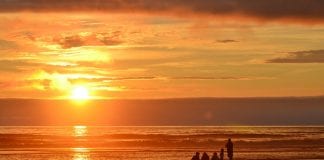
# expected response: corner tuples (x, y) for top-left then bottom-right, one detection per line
(0, 126), (323, 160)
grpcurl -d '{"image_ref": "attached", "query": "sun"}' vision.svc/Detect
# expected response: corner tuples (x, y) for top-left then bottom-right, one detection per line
(71, 86), (90, 100)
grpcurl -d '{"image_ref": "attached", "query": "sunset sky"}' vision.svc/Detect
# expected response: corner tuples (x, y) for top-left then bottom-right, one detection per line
(1, 0), (324, 99)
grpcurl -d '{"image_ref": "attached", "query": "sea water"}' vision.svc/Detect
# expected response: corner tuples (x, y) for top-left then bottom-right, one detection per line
(0, 126), (323, 160)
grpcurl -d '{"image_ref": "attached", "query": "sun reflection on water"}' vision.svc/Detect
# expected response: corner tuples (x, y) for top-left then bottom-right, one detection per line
(73, 148), (90, 160)
(74, 125), (88, 137)
(72, 126), (90, 160)
(73, 153), (90, 160)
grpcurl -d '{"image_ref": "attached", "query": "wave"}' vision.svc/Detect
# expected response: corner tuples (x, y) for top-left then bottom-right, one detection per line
(0, 133), (323, 149)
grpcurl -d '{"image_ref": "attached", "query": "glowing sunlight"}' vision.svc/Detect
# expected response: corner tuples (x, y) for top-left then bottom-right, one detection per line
(72, 148), (90, 160)
(71, 86), (90, 100)
(73, 125), (88, 137)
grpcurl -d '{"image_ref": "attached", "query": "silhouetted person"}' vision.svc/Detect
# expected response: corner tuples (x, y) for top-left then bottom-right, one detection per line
(226, 138), (234, 160)
(220, 149), (224, 160)
(211, 152), (219, 160)
(191, 152), (200, 160)
(201, 152), (209, 160)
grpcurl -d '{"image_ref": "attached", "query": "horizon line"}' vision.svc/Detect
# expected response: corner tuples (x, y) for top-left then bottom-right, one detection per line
(1, 95), (324, 101)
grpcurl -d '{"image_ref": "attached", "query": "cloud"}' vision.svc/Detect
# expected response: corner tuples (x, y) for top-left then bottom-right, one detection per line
(0, 59), (80, 73)
(172, 76), (272, 80)
(53, 32), (123, 49)
(172, 76), (246, 80)
(68, 76), (271, 84)
(29, 71), (73, 91)
(267, 50), (324, 63)
(0, 59), (40, 72)
(217, 39), (239, 43)
(56, 35), (84, 49)
(68, 77), (158, 83)
(0, 39), (18, 50)
(0, 0), (324, 22)
(97, 31), (123, 46)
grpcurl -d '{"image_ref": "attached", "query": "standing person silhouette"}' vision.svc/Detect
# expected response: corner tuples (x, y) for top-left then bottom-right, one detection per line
(226, 138), (234, 160)
(220, 149), (224, 160)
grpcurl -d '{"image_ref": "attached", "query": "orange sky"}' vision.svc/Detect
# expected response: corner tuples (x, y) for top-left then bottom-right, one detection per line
(1, 1), (324, 99)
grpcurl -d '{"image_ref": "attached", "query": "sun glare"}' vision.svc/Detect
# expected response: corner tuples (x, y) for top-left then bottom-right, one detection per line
(71, 86), (90, 100)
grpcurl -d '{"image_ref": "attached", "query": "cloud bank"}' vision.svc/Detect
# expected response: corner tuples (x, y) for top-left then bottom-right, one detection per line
(1, 0), (324, 22)
(267, 50), (324, 63)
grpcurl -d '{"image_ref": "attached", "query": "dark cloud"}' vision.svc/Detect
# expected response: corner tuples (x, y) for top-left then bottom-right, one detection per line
(217, 39), (239, 43)
(267, 50), (324, 63)
(172, 76), (247, 80)
(0, 59), (76, 73)
(0, 39), (18, 50)
(0, 59), (39, 72)
(97, 31), (123, 46)
(53, 32), (123, 49)
(172, 76), (272, 80)
(0, 0), (324, 22)
(56, 35), (84, 49)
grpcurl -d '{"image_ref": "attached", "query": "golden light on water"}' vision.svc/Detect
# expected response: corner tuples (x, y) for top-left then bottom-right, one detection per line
(72, 148), (90, 160)
(73, 147), (89, 153)
(73, 127), (90, 159)
(73, 153), (90, 160)
(74, 125), (88, 137)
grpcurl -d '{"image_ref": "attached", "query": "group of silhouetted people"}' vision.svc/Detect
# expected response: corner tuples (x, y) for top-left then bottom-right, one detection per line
(191, 138), (234, 160)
